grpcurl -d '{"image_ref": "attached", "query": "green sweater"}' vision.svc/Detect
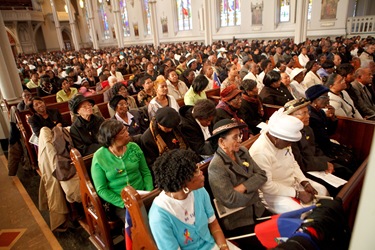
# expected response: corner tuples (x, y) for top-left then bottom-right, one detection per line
(91, 142), (154, 208)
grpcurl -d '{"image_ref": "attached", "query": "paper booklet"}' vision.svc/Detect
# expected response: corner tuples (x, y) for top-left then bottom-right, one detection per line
(213, 198), (246, 218)
(307, 171), (348, 188)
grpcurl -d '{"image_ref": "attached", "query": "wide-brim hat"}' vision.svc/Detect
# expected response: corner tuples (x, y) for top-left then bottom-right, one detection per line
(289, 68), (305, 81)
(283, 98), (311, 115)
(207, 119), (247, 141)
(69, 94), (95, 114)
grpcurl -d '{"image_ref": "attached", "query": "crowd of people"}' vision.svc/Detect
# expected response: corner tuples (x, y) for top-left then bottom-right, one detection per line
(9, 34), (374, 249)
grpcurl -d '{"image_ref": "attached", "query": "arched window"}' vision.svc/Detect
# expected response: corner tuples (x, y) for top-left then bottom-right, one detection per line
(98, 1), (110, 39)
(280, 0), (290, 22)
(176, 0), (192, 31)
(120, 0), (130, 37)
(143, 0), (151, 35)
(220, 0), (241, 27)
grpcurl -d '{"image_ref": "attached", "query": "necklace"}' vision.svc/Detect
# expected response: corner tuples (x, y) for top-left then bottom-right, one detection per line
(168, 192), (191, 222)
(109, 146), (125, 159)
(108, 147), (129, 184)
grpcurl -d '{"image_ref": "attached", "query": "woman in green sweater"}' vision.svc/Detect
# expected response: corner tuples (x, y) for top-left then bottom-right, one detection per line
(91, 119), (154, 222)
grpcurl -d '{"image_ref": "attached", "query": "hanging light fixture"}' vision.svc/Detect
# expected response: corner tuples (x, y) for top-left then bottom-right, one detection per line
(79, 0), (84, 8)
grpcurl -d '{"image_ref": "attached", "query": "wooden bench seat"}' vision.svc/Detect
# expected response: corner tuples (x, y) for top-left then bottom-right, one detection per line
(70, 148), (123, 250)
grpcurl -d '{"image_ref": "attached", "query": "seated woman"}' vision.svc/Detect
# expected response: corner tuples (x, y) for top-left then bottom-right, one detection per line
(69, 95), (104, 156)
(238, 79), (265, 135)
(208, 119), (268, 249)
(149, 149), (237, 250)
(109, 95), (147, 136)
(165, 68), (189, 100)
(284, 98), (353, 196)
(183, 74), (209, 106)
(179, 68), (195, 88)
(137, 75), (156, 107)
(111, 82), (138, 109)
(28, 97), (67, 137)
(179, 99), (216, 157)
(148, 76), (179, 119)
(37, 76), (56, 97)
(249, 108), (328, 214)
(141, 107), (188, 167)
(215, 84), (249, 141)
(17, 89), (32, 111)
(305, 85), (358, 172)
(220, 63), (241, 91)
(92, 120), (153, 222)
(259, 70), (294, 106)
(56, 77), (78, 102)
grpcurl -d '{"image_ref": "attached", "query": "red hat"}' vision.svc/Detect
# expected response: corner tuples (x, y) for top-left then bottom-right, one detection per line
(220, 84), (242, 102)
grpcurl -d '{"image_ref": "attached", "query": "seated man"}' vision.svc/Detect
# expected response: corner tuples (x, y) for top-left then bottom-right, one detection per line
(28, 97), (68, 138)
(284, 98), (353, 196)
(249, 108), (328, 214)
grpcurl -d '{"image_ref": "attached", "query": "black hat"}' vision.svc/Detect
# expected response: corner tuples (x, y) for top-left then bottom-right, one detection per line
(69, 94), (95, 114)
(305, 85), (329, 101)
(109, 95), (128, 110)
(155, 107), (180, 128)
(207, 119), (247, 141)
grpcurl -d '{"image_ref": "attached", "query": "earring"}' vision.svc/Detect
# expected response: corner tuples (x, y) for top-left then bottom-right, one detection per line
(183, 187), (190, 194)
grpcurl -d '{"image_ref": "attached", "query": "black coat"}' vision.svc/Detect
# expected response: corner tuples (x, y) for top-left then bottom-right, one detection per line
(112, 109), (148, 136)
(179, 105), (214, 156)
(237, 98), (264, 135)
(70, 114), (105, 156)
(259, 84), (294, 106)
(28, 108), (67, 137)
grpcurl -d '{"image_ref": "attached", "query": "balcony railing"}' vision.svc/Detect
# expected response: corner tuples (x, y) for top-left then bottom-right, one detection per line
(347, 16), (375, 35)
(0, 9), (44, 22)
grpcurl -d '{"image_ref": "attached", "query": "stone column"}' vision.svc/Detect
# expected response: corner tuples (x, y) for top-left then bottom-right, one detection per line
(0, 12), (23, 101)
(203, 0), (212, 46)
(49, 0), (65, 50)
(149, 0), (159, 47)
(294, 0), (309, 44)
(85, 0), (99, 49)
(65, 0), (80, 51)
(112, 0), (124, 48)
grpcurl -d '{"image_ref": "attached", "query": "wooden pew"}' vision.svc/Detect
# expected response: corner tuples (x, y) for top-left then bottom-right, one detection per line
(41, 94), (57, 104)
(70, 148), (123, 250)
(96, 102), (111, 119)
(205, 88), (220, 104)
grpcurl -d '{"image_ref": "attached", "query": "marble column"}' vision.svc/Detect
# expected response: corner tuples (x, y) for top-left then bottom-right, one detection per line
(112, 0), (124, 48)
(294, 0), (309, 44)
(49, 0), (65, 50)
(0, 12), (23, 101)
(65, 0), (80, 51)
(203, 0), (213, 46)
(149, 0), (159, 47)
(85, 0), (99, 49)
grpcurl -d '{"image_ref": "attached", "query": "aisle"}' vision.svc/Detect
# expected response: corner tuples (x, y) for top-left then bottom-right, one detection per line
(0, 154), (62, 250)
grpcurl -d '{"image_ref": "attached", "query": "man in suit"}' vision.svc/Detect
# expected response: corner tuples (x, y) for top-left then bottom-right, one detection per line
(349, 67), (375, 119)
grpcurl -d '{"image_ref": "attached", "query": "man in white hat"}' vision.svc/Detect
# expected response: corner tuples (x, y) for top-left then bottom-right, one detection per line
(249, 108), (328, 214)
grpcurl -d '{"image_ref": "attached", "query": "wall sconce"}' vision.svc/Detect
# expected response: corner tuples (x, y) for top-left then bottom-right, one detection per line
(129, 0), (134, 8)
(79, 0), (84, 8)
(64, 4), (68, 13)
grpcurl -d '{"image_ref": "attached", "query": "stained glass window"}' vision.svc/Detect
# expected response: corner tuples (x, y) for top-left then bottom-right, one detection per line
(308, 0), (313, 20)
(176, 0), (192, 31)
(220, 0), (241, 27)
(280, 0), (290, 22)
(119, 0), (130, 37)
(98, 1), (110, 39)
(143, 0), (151, 35)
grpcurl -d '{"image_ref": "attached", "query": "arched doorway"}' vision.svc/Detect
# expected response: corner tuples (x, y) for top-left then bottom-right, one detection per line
(62, 30), (72, 50)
